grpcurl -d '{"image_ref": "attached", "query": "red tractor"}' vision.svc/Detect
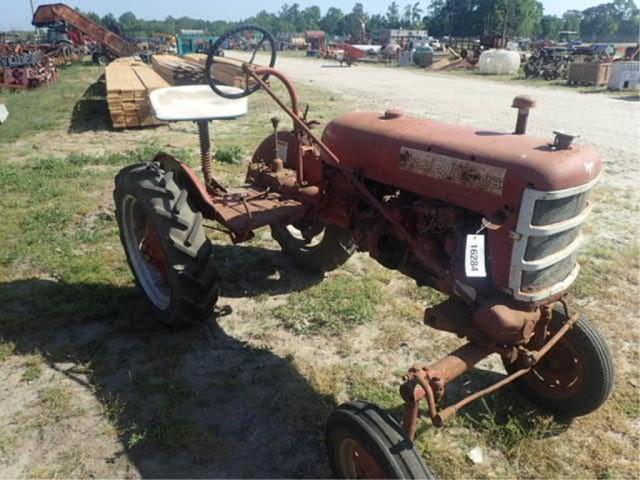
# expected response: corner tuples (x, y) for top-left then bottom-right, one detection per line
(114, 26), (613, 478)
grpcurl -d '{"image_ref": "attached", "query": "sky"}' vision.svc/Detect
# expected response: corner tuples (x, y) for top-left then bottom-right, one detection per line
(2, 1), (610, 31)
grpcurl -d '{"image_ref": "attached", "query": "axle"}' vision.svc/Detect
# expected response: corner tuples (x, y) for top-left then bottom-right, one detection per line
(399, 304), (578, 439)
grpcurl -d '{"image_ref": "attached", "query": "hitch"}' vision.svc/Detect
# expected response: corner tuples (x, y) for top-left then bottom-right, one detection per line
(400, 312), (579, 440)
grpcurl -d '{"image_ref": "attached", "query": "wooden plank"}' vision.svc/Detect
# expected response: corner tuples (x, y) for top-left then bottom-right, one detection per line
(106, 56), (166, 129)
(183, 53), (256, 89)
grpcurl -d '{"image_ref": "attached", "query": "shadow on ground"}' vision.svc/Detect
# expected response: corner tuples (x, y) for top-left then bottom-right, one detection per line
(211, 243), (324, 298)
(0, 277), (335, 478)
(0, 240), (568, 476)
(68, 74), (111, 133)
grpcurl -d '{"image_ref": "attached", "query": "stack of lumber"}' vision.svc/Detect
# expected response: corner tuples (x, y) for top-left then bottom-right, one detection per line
(151, 54), (206, 85)
(183, 53), (257, 90)
(105, 58), (169, 128)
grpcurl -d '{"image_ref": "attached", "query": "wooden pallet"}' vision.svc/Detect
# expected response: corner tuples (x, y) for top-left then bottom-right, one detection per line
(105, 58), (169, 129)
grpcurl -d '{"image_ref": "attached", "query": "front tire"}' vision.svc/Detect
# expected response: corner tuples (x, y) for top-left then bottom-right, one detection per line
(114, 163), (220, 327)
(326, 401), (434, 479)
(503, 307), (614, 417)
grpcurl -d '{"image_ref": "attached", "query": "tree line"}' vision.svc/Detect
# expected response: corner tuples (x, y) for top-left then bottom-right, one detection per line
(86, 0), (639, 43)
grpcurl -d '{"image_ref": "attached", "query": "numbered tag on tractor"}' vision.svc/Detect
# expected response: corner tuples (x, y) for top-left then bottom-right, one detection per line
(465, 234), (487, 278)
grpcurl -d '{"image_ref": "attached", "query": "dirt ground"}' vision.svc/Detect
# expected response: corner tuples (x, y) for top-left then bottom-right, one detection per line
(0, 60), (638, 479)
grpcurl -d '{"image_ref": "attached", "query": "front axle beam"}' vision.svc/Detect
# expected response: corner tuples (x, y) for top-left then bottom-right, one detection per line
(400, 312), (579, 440)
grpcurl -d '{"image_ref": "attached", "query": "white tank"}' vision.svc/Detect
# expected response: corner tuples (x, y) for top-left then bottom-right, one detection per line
(478, 49), (521, 75)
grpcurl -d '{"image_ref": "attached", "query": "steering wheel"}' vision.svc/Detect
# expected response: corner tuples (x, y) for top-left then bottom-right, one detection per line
(205, 25), (277, 99)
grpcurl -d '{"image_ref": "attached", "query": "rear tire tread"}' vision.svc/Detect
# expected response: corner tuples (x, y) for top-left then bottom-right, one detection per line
(114, 162), (220, 327)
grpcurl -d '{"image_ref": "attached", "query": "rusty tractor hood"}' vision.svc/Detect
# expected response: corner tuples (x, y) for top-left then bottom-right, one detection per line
(321, 111), (602, 215)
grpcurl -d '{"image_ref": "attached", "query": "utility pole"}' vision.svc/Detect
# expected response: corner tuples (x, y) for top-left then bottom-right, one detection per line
(502, 1), (512, 48)
(30, 0), (38, 34)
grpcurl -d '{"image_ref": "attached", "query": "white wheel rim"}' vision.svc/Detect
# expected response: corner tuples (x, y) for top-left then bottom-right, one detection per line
(121, 194), (171, 310)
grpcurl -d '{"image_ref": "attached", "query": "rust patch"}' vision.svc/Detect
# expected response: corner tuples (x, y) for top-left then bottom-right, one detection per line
(399, 147), (507, 195)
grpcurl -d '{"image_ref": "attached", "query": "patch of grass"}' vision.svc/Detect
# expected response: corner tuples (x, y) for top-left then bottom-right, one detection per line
(26, 448), (91, 479)
(346, 374), (400, 410)
(610, 381), (640, 419)
(273, 274), (384, 334)
(0, 341), (15, 363)
(0, 428), (17, 459)
(215, 145), (244, 164)
(135, 376), (195, 403)
(102, 393), (127, 426)
(573, 236), (639, 300)
(457, 397), (564, 456)
(375, 320), (411, 350)
(0, 64), (104, 144)
(21, 354), (44, 382)
(37, 386), (73, 421)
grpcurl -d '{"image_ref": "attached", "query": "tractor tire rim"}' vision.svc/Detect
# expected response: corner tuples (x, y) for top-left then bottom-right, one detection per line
(122, 194), (171, 310)
(285, 222), (325, 247)
(338, 437), (387, 479)
(524, 331), (585, 399)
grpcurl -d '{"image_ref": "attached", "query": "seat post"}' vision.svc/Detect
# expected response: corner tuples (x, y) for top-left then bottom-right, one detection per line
(197, 120), (214, 186)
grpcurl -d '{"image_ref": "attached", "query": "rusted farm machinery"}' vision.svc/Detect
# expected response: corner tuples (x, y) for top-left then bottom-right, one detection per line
(32, 3), (135, 65)
(114, 26), (614, 478)
(0, 44), (59, 90)
(524, 46), (573, 81)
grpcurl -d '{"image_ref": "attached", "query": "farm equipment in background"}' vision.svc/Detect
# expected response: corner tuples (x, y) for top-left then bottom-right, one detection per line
(113, 25), (614, 478)
(0, 44), (60, 90)
(524, 46), (573, 80)
(32, 3), (135, 64)
(322, 43), (367, 66)
(304, 30), (326, 57)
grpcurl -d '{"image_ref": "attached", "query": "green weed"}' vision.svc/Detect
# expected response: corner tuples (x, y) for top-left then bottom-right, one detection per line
(215, 145), (244, 164)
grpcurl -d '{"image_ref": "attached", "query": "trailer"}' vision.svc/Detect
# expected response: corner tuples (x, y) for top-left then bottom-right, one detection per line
(32, 3), (135, 64)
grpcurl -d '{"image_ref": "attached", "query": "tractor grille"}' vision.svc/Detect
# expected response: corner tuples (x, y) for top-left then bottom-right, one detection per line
(508, 177), (598, 302)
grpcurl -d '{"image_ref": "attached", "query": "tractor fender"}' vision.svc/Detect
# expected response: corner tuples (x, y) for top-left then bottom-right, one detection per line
(152, 152), (219, 220)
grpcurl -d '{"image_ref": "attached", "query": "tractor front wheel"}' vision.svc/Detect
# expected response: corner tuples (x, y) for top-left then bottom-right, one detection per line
(114, 163), (220, 327)
(503, 307), (614, 417)
(271, 221), (355, 274)
(326, 401), (434, 479)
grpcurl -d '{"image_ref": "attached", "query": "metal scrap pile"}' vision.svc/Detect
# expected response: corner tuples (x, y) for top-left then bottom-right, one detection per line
(523, 47), (572, 80)
(0, 40), (86, 90)
(0, 44), (59, 90)
(44, 43), (85, 66)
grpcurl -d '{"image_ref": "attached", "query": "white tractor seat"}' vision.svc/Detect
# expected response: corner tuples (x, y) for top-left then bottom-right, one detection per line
(149, 85), (248, 122)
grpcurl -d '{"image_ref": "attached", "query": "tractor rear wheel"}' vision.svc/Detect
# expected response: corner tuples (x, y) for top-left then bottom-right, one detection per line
(114, 162), (220, 327)
(271, 221), (355, 274)
(326, 401), (434, 479)
(503, 307), (614, 417)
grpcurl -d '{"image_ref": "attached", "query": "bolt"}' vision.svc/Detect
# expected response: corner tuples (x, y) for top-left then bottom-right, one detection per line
(512, 95), (536, 135)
